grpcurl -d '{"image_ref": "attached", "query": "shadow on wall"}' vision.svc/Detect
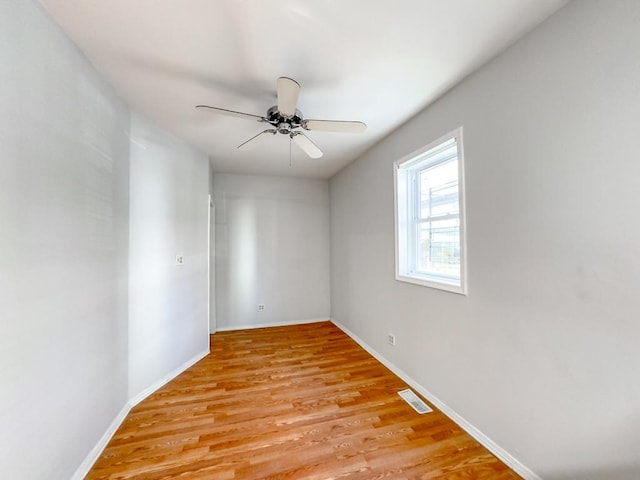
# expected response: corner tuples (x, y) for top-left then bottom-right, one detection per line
(548, 465), (640, 480)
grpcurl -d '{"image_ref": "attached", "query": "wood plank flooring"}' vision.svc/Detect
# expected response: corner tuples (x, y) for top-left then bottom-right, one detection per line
(86, 321), (520, 479)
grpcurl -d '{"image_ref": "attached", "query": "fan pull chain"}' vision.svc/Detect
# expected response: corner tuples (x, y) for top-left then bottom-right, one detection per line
(289, 136), (292, 167)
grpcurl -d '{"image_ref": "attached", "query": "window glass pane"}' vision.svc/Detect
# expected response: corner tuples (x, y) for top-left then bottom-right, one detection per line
(419, 159), (459, 219)
(416, 218), (460, 278)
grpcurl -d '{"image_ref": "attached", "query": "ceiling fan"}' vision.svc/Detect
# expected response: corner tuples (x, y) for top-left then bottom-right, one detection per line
(196, 77), (366, 159)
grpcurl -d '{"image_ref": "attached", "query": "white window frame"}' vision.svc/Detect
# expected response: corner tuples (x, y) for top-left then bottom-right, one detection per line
(394, 127), (467, 295)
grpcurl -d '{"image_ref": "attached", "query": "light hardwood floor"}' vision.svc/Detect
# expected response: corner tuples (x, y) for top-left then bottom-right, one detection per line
(86, 321), (521, 479)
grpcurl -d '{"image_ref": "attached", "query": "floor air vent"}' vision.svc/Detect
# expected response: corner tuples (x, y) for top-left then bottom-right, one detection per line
(398, 388), (432, 414)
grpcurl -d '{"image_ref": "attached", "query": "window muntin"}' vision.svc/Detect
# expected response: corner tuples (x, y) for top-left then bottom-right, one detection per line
(394, 129), (466, 294)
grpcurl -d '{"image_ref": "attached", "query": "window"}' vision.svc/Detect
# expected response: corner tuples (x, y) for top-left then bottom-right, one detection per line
(394, 128), (466, 294)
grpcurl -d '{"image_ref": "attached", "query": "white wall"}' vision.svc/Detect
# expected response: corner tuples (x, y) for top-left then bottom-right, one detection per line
(0, 1), (130, 478)
(128, 113), (210, 399)
(213, 174), (330, 329)
(330, 1), (640, 479)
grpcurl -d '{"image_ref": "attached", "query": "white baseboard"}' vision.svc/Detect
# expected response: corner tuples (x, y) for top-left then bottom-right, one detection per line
(128, 349), (210, 407)
(71, 348), (210, 480)
(215, 317), (329, 332)
(70, 401), (131, 480)
(331, 319), (542, 480)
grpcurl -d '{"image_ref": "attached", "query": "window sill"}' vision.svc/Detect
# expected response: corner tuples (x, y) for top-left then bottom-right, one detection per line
(395, 273), (466, 295)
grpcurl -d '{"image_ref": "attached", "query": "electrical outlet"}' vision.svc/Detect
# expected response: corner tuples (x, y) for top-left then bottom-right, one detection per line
(175, 254), (184, 265)
(388, 334), (396, 346)
(257, 304), (265, 312)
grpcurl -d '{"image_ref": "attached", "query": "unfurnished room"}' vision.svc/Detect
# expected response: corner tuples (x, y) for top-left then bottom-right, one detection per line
(2, 1), (640, 479)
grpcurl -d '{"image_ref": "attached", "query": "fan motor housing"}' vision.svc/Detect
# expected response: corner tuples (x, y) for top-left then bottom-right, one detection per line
(266, 105), (303, 133)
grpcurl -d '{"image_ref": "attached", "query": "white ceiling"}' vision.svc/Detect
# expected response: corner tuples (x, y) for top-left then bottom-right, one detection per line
(38, 0), (568, 179)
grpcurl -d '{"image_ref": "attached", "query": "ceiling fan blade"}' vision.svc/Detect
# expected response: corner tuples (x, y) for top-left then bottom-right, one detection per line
(291, 133), (323, 159)
(277, 77), (300, 117)
(237, 129), (277, 150)
(303, 119), (367, 133)
(196, 105), (264, 121)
